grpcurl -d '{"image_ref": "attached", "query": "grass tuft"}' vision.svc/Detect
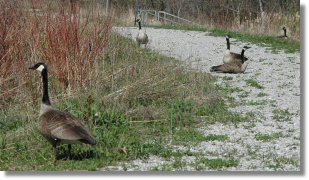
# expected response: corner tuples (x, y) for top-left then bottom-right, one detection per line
(245, 79), (264, 89)
(204, 134), (229, 142)
(199, 158), (239, 170)
(255, 132), (284, 142)
(272, 109), (294, 122)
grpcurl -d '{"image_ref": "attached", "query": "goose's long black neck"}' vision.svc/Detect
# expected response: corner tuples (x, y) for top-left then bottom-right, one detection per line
(284, 29), (287, 37)
(240, 49), (246, 63)
(41, 69), (51, 105)
(226, 38), (230, 50)
(138, 21), (142, 30)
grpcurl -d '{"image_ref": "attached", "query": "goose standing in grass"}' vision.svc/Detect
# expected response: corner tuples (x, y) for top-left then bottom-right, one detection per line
(135, 18), (149, 48)
(211, 46), (251, 74)
(29, 62), (96, 159)
(278, 26), (288, 38)
(223, 35), (246, 64)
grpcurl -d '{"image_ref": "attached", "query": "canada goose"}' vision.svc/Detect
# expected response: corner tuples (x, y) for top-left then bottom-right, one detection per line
(223, 35), (247, 64)
(135, 18), (149, 48)
(278, 26), (288, 38)
(211, 46), (251, 74)
(29, 62), (96, 158)
(277, 26), (288, 39)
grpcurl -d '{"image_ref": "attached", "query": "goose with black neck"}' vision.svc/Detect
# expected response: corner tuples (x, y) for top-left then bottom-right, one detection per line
(211, 46), (251, 74)
(29, 62), (96, 159)
(135, 18), (149, 48)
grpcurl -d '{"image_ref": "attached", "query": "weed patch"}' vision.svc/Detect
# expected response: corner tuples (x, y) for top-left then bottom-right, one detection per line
(199, 158), (239, 170)
(245, 79), (264, 89)
(173, 129), (206, 145)
(257, 92), (268, 97)
(204, 134), (229, 142)
(255, 132), (284, 142)
(272, 109), (294, 122)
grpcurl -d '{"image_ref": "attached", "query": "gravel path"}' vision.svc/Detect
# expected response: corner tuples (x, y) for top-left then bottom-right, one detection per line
(102, 27), (301, 171)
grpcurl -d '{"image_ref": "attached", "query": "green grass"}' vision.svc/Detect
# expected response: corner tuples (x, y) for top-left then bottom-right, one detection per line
(257, 92), (268, 97)
(267, 156), (299, 170)
(238, 91), (250, 98)
(216, 84), (244, 93)
(198, 158), (239, 170)
(246, 100), (268, 106)
(152, 24), (208, 32)
(272, 109), (294, 122)
(195, 99), (248, 125)
(255, 132), (284, 142)
(222, 76), (233, 81)
(204, 134), (229, 142)
(173, 129), (207, 145)
(245, 79), (264, 89)
(173, 129), (229, 145)
(154, 24), (299, 54)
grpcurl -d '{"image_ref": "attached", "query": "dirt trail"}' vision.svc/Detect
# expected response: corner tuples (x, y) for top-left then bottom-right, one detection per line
(102, 27), (301, 171)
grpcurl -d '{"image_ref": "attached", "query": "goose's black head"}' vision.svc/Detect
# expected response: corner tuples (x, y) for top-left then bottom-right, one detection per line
(242, 46), (251, 50)
(282, 26), (286, 31)
(29, 62), (47, 72)
(225, 35), (231, 39)
(135, 18), (141, 23)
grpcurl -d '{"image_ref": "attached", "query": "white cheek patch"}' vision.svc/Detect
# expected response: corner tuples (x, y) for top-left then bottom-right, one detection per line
(36, 65), (45, 72)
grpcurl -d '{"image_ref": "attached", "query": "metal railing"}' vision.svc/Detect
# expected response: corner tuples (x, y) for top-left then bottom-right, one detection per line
(136, 10), (192, 25)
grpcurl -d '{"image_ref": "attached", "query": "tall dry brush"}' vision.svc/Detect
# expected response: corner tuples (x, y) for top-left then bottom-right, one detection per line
(0, 0), (112, 109)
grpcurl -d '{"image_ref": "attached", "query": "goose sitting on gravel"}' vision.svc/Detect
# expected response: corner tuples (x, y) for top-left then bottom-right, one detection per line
(135, 18), (149, 48)
(211, 46), (251, 74)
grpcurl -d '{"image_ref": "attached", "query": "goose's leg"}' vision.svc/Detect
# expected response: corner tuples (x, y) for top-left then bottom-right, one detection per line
(68, 144), (72, 158)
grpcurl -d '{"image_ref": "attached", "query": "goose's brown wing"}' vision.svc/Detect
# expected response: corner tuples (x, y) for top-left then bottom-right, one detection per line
(39, 109), (96, 145)
(229, 52), (242, 61)
(224, 52), (242, 64)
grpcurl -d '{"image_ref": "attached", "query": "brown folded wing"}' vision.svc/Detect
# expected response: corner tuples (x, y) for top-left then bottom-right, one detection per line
(39, 109), (96, 145)
(228, 52), (242, 63)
